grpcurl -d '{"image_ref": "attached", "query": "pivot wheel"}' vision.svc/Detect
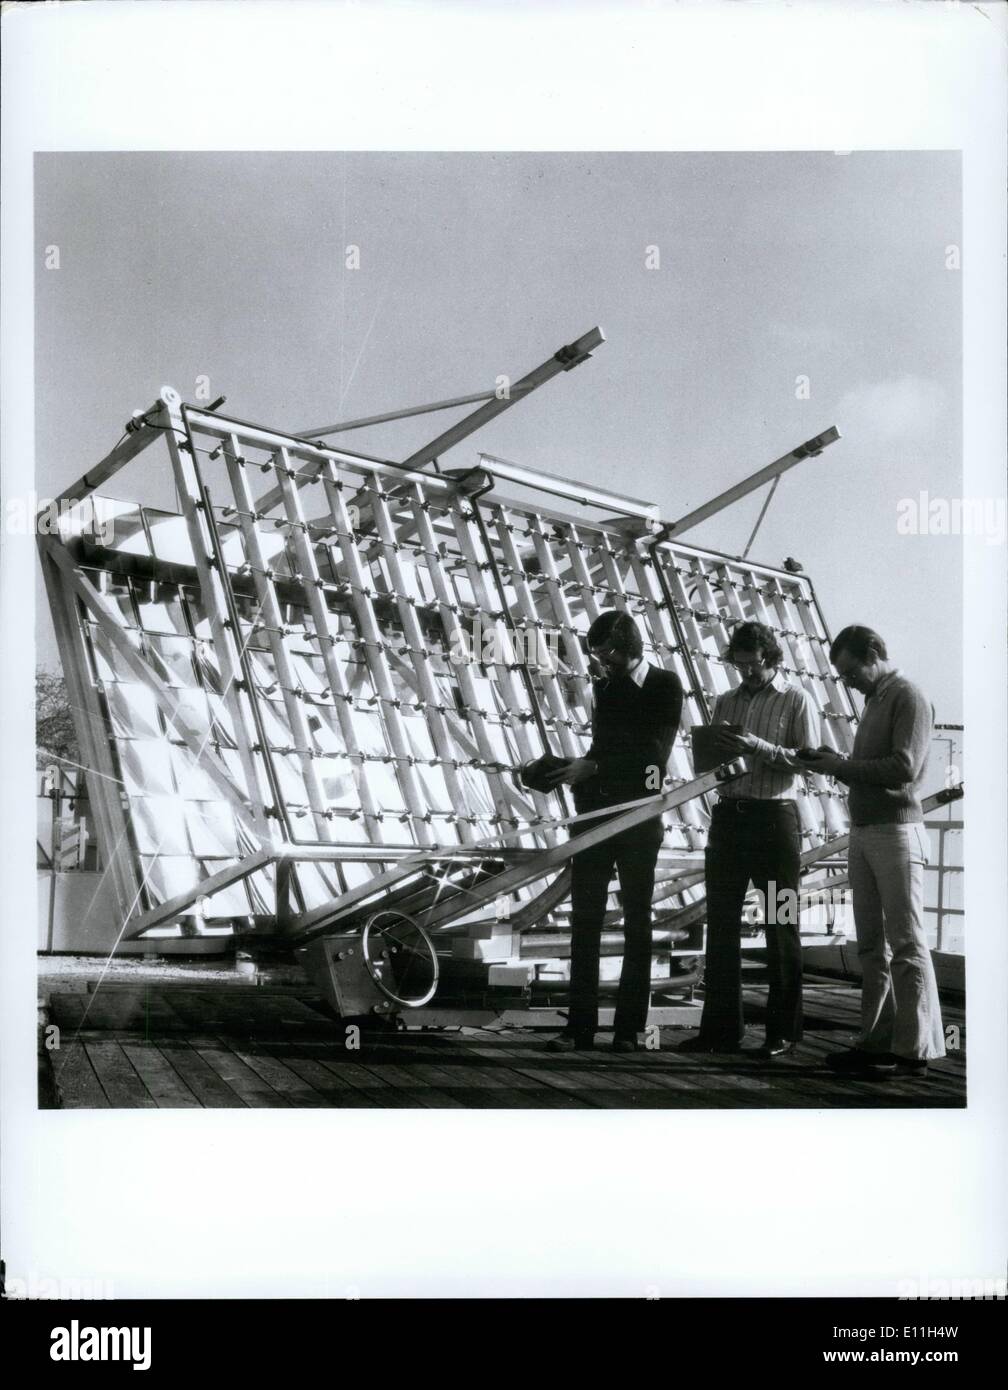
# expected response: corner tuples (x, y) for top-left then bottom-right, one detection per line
(361, 910), (439, 1008)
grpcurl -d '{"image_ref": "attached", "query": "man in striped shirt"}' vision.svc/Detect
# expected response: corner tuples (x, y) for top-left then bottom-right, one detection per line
(679, 621), (820, 1057)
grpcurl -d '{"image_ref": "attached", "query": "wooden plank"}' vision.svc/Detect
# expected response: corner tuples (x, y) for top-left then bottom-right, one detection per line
(278, 1056), (374, 1107)
(417, 1059), (514, 1092)
(119, 1042), (203, 1107)
(490, 1061), (599, 1095)
(190, 1037), (293, 1107)
(80, 990), (148, 1031)
(156, 991), (230, 1030)
(377, 1035), (561, 1107)
(279, 1054), (359, 1092)
(459, 1044), (584, 1094)
(350, 1060), (470, 1109)
(40, 971), (965, 1110)
(313, 1056), (453, 1107)
(227, 1044), (331, 1106)
(155, 1041), (250, 1107)
(83, 1041), (157, 1108)
(394, 1060), (484, 1092)
(51, 1040), (111, 1109)
(138, 988), (191, 1036)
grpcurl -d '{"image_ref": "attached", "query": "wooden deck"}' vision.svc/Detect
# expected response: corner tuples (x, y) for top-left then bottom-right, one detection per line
(39, 963), (966, 1110)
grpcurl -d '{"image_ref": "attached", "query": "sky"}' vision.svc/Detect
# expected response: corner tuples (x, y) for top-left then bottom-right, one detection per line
(33, 150), (962, 719)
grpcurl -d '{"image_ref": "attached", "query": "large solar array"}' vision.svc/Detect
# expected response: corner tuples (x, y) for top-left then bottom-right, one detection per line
(41, 391), (856, 936)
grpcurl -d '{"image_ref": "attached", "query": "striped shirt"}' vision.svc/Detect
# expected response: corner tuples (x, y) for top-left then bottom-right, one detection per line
(713, 670), (821, 801)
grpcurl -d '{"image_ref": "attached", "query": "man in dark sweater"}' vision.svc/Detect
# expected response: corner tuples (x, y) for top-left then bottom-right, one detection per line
(799, 625), (944, 1077)
(542, 611), (683, 1052)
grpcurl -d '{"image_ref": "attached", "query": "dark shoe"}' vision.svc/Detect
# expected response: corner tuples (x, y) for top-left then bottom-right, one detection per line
(894, 1057), (929, 1076)
(547, 1032), (594, 1053)
(612, 1035), (640, 1053)
(675, 1034), (746, 1055)
(753, 1039), (798, 1058)
(825, 1048), (896, 1076)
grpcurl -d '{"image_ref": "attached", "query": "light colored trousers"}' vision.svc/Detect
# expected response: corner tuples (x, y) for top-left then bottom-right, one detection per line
(848, 822), (945, 1061)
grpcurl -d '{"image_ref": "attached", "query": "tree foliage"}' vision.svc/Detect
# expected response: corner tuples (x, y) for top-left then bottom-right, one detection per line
(36, 667), (79, 771)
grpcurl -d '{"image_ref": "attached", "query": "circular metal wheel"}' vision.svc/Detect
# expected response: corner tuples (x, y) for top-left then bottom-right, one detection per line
(361, 910), (439, 1008)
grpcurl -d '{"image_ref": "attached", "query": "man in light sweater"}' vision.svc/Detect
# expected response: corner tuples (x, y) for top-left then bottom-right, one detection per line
(799, 625), (944, 1078)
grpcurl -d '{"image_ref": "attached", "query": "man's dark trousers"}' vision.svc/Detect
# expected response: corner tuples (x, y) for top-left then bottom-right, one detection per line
(700, 799), (803, 1045)
(567, 818), (663, 1038)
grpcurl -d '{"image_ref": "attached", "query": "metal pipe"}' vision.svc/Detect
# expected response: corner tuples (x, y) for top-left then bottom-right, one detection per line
(478, 449), (657, 519)
(400, 326), (605, 472)
(530, 970), (701, 997)
(296, 387), (531, 439)
(665, 427), (841, 538)
(50, 393), (169, 512)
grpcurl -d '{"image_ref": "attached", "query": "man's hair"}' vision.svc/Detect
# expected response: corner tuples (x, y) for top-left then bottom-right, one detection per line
(586, 609), (644, 659)
(725, 620), (783, 667)
(830, 624), (888, 664)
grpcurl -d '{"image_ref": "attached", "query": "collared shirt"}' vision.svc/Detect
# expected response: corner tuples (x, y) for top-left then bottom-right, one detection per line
(713, 669), (821, 801)
(626, 657), (650, 688)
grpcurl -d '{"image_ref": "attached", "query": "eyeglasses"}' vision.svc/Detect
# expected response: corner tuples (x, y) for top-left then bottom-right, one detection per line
(730, 658), (766, 672)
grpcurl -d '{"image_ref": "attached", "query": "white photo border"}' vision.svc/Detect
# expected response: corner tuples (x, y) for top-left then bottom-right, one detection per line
(1, 0), (1005, 1298)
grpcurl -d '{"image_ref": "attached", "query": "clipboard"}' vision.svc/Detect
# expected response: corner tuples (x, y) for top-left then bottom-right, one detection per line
(690, 724), (743, 775)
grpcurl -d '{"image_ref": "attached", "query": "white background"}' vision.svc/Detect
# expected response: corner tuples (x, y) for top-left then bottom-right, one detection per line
(2, 0), (1005, 1297)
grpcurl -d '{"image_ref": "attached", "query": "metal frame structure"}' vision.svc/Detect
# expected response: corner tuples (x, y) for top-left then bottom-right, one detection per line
(40, 327), (890, 1017)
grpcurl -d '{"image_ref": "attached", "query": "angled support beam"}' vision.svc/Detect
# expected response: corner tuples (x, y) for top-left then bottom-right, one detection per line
(400, 326), (605, 472)
(296, 387), (529, 440)
(122, 847), (274, 938)
(50, 390), (174, 513)
(241, 328), (603, 518)
(420, 764), (743, 931)
(665, 427), (841, 539)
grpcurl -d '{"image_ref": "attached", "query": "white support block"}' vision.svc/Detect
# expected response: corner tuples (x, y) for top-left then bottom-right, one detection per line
(487, 962), (538, 988)
(460, 919), (517, 940)
(452, 936), (516, 962)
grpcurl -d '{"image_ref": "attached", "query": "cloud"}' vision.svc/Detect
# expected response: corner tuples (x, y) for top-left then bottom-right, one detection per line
(834, 375), (947, 444)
